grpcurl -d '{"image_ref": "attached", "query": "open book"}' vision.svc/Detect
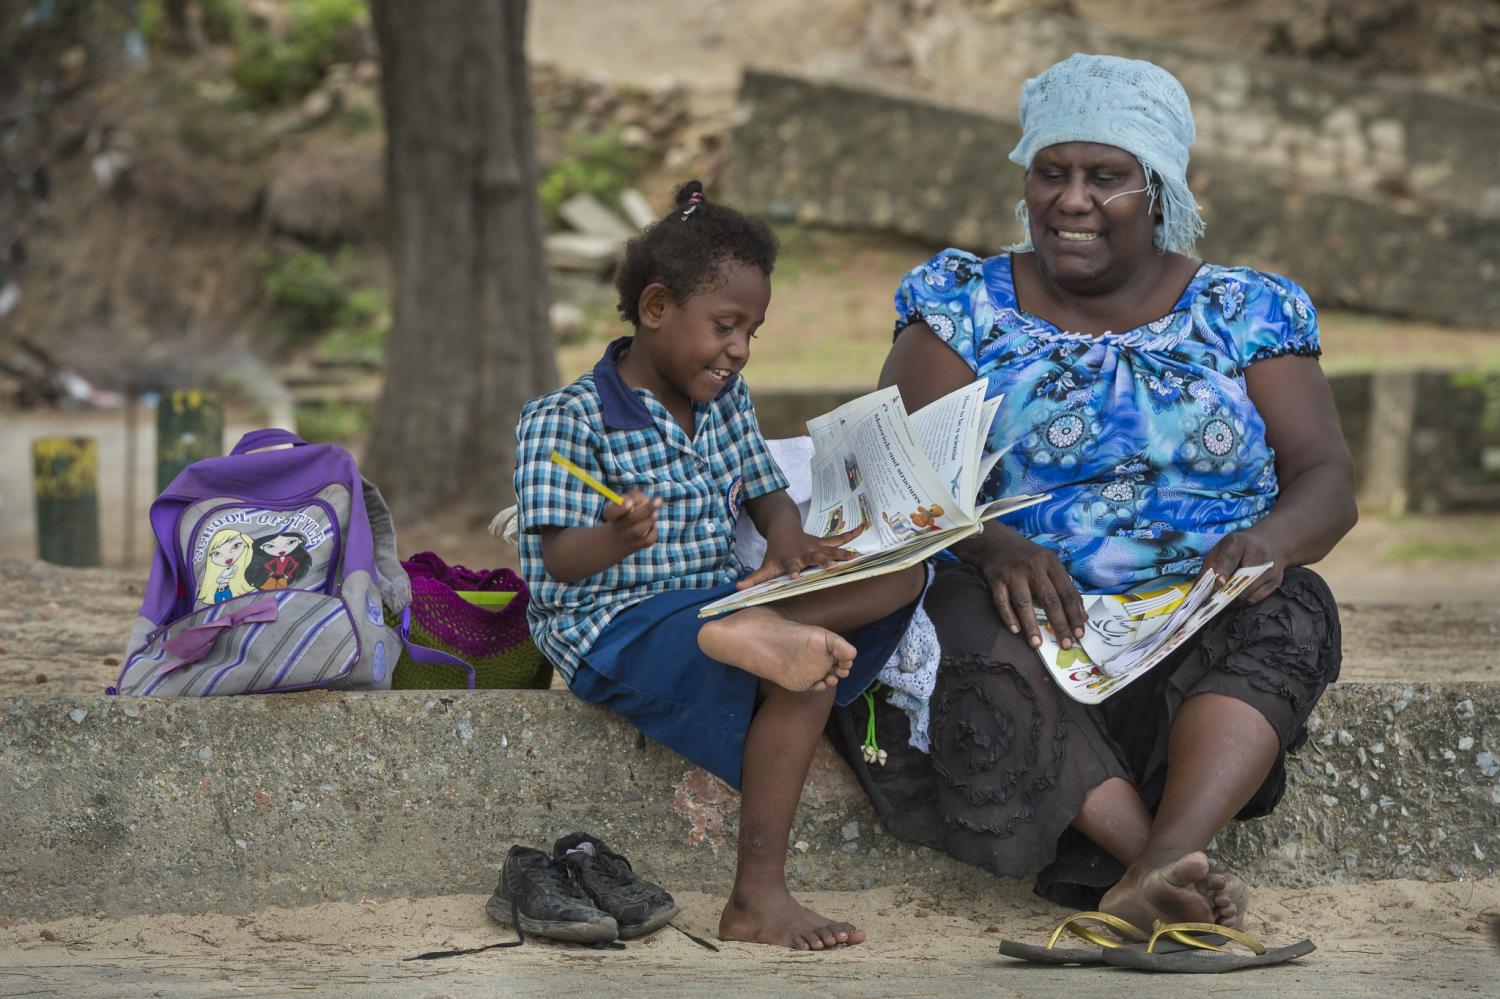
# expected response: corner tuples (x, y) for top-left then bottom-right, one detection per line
(700, 381), (1047, 618)
(1036, 562), (1273, 704)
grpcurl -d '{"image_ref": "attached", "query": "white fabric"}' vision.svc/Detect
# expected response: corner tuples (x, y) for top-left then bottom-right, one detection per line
(733, 436), (815, 567)
(874, 563), (939, 752)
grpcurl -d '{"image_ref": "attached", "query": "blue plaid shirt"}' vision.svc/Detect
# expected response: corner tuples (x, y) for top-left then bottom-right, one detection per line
(514, 337), (789, 681)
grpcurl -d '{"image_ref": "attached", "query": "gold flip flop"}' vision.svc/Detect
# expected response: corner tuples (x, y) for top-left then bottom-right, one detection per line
(1100, 920), (1315, 973)
(998, 911), (1228, 966)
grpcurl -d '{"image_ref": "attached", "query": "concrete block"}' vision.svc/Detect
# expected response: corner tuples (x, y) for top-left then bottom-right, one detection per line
(545, 232), (619, 274)
(618, 189), (658, 231)
(2, 681), (1496, 920)
(557, 193), (635, 244)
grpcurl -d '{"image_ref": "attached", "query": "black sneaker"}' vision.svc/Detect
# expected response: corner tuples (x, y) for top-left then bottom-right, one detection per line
(485, 845), (619, 944)
(554, 832), (680, 940)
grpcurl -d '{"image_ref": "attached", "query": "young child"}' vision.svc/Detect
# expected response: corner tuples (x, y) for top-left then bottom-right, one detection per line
(514, 181), (924, 950)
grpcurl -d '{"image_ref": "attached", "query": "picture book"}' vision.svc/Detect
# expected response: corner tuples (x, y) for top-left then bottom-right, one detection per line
(1035, 562), (1274, 703)
(700, 381), (1046, 617)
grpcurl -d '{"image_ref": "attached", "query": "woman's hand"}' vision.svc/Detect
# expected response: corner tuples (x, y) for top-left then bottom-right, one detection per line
(970, 524), (1088, 650)
(601, 490), (661, 554)
(1199, 530), (1285, 606)
(737, 524), (866, 589)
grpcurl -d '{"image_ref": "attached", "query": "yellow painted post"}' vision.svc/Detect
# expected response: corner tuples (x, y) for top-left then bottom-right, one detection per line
(156, 390), (224, 491)
(32, 436), (101, 567)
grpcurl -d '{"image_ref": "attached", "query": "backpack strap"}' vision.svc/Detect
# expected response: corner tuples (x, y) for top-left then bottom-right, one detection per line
(363, 476), (412, 613)
(230, 428), (309, 455)
(398, 606), (476, 689)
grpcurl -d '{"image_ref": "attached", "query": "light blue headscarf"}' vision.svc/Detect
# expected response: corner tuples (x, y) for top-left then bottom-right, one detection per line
(1008, 53), (1206, 255)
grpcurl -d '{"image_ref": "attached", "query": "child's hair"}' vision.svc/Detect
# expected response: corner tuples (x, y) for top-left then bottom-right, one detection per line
(245, 531), (311, 589)
(614, 180), (778, 324)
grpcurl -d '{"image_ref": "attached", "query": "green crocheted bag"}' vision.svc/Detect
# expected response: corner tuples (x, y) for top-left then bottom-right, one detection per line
(387, 555), (552, 690)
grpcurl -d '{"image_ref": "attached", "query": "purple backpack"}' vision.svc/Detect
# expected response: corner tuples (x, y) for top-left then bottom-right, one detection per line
(113, 429), (468, 696)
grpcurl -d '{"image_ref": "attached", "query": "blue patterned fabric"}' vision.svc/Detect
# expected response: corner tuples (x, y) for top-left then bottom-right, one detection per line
(894, 249), (1320, 593)
(514, 337), (788, 681)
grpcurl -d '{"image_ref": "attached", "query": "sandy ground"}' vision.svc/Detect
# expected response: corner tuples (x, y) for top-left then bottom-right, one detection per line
(1, 881), (1496, 997)
(3, 531), (1495, 696)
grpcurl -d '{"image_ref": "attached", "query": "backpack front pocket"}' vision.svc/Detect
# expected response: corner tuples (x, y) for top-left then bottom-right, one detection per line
(182, 496), (345, 611)
(117, 589), (360, 696)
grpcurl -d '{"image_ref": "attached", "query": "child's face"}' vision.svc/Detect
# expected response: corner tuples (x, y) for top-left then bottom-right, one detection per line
(261, 535), (298, 557)
(647, 261), (770, 405)
(211, 536), (246, 567)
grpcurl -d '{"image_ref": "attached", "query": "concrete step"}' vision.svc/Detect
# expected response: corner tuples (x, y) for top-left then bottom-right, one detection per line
(3, 682), (1496, 921)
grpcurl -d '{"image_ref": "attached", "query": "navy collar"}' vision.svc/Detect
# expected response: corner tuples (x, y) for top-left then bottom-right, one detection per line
(594, 335), (740, 432)
(594, 337), (655, 431)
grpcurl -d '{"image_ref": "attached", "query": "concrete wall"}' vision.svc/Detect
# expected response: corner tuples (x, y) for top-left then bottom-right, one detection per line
(880, 10), (1500, 217)
(3, 683), (1497, 920)
(727, 71), (1500, 328)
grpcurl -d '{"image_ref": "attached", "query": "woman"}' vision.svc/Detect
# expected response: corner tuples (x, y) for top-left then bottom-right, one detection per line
(847, 54), (1356, 932)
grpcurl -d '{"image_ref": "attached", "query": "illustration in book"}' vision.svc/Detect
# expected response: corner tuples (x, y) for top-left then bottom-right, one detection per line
(1036, 562), (1273, 704)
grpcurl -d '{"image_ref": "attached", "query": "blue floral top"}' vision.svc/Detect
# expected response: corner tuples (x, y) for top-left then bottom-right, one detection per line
(895, 249), (1321, 593)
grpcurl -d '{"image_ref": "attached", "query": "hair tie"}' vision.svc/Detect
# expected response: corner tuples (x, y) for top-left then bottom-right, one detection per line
(679, 191), (704, 220)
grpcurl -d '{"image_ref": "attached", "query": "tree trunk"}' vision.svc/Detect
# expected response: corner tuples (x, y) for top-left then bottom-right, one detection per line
(363, 0), (557, 519)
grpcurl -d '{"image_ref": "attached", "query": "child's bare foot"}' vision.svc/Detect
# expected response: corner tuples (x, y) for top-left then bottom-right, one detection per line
(718, 885), (866, 950)
(1198, 865), (1249, 928)
(1100, 851), (1215, 931)
(698, 607), (855, 692)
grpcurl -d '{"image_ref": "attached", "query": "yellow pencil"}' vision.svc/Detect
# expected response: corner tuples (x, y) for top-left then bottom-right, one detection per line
(551, 451), (626, 506)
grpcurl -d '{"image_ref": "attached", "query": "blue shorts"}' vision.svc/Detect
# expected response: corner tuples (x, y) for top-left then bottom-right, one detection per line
(570, 581), (915, 789)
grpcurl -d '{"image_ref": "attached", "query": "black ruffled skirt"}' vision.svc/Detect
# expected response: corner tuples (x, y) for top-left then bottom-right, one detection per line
(831, 560), (1341, 908)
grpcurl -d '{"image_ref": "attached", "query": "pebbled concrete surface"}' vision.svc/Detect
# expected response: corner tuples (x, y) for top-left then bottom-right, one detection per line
(3, 683), (1498, 921)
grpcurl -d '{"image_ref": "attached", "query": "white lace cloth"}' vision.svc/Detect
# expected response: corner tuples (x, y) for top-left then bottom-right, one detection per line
(736, 437), (939, 753)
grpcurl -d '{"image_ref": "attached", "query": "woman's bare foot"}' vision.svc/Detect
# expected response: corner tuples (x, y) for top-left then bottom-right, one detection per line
(718, 885), (866, 950)
(1200, 867), (1249, 928)
(698, 607), (855, 691)
(1100, 851), (1215, 931)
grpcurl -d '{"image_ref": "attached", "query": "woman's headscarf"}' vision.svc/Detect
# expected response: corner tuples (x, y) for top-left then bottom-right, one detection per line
(1007, 53), (1206, 255)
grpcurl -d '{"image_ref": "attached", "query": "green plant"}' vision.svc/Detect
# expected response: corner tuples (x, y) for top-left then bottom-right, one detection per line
(230, 0), (367, 108)
(315, 287), (388, 365)
(261, 248), (383, 346)
(199, 0), (251, 44)
(538, 130), (647, 225)
(295, 400), (372, 444)
(1451, 370), (1500, 436)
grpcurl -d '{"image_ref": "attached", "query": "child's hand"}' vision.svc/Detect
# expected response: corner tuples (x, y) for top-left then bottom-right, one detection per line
(738, 524), (866, 589)
(602, 490), (661, 553)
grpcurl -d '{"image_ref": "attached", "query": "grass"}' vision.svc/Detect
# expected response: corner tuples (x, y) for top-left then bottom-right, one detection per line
(1384, 538), (1500, 563)
(1318, 312), (1500, 375)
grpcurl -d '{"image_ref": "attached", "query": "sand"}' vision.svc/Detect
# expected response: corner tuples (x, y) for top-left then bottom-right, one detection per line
(2, 880), (1496, 997)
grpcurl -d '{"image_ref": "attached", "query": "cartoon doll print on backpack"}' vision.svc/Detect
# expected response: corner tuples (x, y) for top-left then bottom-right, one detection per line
(112, 428), (418, 696)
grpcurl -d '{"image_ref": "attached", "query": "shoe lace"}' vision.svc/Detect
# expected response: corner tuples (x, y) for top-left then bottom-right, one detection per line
(544, 855), (593, 897)
(404, 858), (624, 960)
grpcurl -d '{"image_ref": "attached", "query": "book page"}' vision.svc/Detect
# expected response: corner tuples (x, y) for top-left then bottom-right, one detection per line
(802, 388), (969, 554)
(1076, 577), (1206, 674)
(908, 381), (988, 518)
(1036, 563), (1273, 704)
